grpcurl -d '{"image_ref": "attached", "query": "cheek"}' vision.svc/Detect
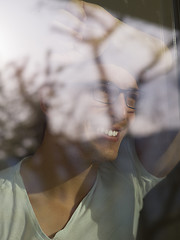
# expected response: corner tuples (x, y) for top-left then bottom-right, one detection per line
(83, 106), (112, 130)
(127, 111), (135, 121)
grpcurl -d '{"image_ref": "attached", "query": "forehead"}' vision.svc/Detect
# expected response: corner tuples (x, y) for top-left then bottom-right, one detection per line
(63, 63), (138, 89)
(97, 64), (138, 89)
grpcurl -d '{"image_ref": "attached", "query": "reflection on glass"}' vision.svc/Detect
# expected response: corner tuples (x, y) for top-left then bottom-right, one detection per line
(0, 1), (179, 240)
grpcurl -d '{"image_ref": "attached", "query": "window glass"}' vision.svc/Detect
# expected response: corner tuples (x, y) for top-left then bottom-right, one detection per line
(0, 1), (179, 239)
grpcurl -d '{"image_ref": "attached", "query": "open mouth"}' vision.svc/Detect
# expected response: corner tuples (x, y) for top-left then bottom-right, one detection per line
(93, 127), (127, 143)
(85, 121), (127, 142)
(96, 128), (119, 137)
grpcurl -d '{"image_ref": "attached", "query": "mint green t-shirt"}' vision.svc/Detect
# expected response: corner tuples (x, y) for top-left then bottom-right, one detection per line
(0, 138), (162, 240)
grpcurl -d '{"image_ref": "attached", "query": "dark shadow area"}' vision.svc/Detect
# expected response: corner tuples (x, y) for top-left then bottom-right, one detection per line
(137, 162), (180, 240)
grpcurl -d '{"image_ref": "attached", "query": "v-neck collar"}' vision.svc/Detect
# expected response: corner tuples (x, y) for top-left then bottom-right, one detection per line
(14, 160), (98, 240)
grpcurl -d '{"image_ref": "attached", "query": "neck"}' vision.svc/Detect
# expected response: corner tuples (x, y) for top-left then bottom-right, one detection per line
(21, 129), (99, 198)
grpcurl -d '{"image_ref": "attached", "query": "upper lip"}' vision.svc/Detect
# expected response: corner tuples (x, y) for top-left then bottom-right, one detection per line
(111, 123), (127, 132)
(90, 121), (127, 132)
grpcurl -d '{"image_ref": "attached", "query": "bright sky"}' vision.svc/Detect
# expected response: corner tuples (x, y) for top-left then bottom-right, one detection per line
(0, 0), (59, 67)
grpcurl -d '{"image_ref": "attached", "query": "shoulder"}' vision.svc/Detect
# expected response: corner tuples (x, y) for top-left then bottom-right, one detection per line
(0, 162), (20, 191)
(113, 136), (164, 196)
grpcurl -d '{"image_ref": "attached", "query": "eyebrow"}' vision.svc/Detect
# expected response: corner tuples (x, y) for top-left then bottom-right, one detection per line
(68, 80), (139, 92)
(99, 80), (139, 90)
(126, 87), (139, 91)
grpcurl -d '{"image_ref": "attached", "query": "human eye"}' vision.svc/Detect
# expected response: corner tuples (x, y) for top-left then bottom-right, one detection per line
(126, 89), (139, 109)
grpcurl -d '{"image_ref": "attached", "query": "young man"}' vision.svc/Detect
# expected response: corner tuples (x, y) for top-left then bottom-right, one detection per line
(0, 1), (179, 240)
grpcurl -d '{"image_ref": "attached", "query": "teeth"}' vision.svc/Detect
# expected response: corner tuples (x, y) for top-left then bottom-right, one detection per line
(97, 128), (118, 137)
(113, 131), (117, 137)
(109, 130), (113, 136)
(105, 129), (108, 134)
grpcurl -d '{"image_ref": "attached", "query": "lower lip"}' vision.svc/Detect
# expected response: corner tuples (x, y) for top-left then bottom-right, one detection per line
(99, 132), (121, 142)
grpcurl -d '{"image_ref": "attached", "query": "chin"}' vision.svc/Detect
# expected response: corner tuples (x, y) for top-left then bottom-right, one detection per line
(91, 134), (125, 162)
(101, 150), (119, 161)
(95, 145), (119, 162)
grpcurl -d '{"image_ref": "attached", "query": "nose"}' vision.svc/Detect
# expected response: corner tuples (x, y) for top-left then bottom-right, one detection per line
(111, 93), (128, 122)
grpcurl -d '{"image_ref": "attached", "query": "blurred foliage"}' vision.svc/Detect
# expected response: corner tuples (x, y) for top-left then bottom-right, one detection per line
(0, 0), (179, 239)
